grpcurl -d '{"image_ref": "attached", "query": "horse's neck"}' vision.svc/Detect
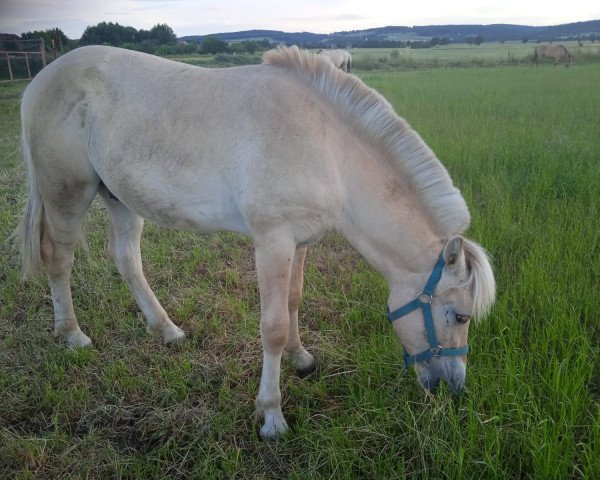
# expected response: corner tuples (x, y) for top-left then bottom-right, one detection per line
(336, 151), (442, 283)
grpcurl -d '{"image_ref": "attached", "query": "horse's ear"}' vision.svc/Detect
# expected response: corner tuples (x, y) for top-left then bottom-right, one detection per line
(443, 236), (464, 268)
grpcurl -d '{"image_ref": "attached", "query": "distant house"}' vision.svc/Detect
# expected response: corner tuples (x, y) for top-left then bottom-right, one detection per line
(0, 33), (22, 50)
(0, 33), (21, 42)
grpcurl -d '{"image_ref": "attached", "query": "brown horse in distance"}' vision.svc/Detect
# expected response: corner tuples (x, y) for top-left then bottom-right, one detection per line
(532, 44), (572, 67)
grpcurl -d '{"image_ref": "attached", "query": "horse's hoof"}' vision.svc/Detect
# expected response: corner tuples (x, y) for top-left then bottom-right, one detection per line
(260, 415), (289, 439)
(163, 326), (186, 345)
(289, 350), (316, 376)
(66, 331), (93, 349)
(296, 360), (317, 378)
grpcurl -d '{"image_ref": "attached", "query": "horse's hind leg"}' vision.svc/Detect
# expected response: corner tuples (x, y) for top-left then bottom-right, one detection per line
(285, 247), (316, 375)
(41, 184), (98, 348)
(99, 186), (185, 344)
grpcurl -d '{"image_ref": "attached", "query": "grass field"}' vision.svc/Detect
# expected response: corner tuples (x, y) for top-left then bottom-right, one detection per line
(164, 41), (600, 70)
(350, 41), (600, 69)
(1, 56), (599, 478)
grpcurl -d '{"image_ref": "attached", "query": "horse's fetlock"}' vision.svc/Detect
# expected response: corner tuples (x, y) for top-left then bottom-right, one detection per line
(255, 392), (281, 413)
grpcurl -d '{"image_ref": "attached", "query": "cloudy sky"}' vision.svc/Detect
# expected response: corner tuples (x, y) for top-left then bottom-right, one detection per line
(1, 0), (598, 39)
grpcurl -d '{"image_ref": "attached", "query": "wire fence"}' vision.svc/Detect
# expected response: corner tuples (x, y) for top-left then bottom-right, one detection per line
(0, 38), (49, 81)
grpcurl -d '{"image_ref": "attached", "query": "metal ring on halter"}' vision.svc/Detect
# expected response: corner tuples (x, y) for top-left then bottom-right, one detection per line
(429, 345), (443, 357)
(417, 292), (432, 304)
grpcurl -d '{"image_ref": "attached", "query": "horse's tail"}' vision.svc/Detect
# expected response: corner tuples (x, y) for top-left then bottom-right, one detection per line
(532, 48), (538, 66)
(17, 127), (45, 279)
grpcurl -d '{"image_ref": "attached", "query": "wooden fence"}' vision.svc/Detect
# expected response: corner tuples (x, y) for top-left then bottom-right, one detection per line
(1, 38), (48, 81)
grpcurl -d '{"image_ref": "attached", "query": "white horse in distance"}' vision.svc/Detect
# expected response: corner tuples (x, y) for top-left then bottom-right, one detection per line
(316, 48), (352, 72)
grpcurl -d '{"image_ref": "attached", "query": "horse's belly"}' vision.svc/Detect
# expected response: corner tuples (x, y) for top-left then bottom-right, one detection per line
(114, 184), (248, 234)
(143, 200), (247, 234)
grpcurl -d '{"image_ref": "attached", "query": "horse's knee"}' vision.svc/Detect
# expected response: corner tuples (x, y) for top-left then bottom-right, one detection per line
(260, 317), (289, 351)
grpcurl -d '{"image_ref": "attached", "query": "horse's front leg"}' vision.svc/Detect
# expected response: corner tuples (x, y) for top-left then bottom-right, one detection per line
(253, 232), (296, 438)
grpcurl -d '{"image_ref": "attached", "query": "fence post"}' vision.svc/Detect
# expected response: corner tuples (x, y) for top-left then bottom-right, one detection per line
(5, 52), (13, 81)
(25, 52), (31, 78)
(40, 38), (47, 67)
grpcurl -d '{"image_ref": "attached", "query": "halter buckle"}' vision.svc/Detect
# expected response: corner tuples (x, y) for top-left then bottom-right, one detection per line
(417, 292), (432, 304)
(429, 345), (443, 357)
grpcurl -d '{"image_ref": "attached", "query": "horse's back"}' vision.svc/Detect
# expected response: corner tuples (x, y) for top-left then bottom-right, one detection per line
(22, 46), (343, 239)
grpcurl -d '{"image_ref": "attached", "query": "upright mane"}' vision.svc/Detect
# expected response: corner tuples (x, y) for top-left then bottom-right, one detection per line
(263, 46), (470, 236)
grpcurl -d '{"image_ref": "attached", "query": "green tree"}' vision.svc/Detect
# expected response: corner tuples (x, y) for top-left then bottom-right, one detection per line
(474, 35), (484, 46)
(150, 23), (176, 44)
(136, 29), (152, 42)
(201, 36), (230, 54)
(80, 22), (137, 46)
(21, 28), (69, 50)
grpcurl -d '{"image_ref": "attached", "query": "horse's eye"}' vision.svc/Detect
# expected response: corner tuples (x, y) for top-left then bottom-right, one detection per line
(456, 314), (471, 324)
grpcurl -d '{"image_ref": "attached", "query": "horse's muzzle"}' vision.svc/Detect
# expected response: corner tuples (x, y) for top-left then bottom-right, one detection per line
(415, 357), (466, 394)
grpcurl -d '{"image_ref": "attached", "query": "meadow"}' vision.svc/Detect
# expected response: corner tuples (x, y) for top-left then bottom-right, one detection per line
(0, 52), (599, 478)
(164, 41), (600, 69)
(350, 41), (600, 69)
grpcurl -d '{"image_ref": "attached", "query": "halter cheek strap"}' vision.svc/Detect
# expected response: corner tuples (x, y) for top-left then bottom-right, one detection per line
(385, 251), (469, 369)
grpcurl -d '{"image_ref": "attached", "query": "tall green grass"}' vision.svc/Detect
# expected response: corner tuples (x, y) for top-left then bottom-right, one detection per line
(1, 63), (598, 478)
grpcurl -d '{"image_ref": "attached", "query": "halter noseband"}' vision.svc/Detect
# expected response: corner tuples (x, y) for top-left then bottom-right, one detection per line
(385, 251), (469, 368)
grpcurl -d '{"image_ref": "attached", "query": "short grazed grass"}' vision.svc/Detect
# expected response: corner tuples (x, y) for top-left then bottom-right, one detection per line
(1, 60), (599, 478)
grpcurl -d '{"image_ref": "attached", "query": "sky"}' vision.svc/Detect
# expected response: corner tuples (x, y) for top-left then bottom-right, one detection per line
(1, 0), (599, 39)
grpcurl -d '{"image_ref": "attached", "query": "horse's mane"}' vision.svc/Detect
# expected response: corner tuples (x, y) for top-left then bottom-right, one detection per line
(463, 239), (496, 319)
(263, 46), (470, 237)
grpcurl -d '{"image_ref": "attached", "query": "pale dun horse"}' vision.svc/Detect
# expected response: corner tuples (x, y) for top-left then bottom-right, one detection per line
(19, 46), (495, 438)
(316, 48), (352, 72)
(532, 44), (572, 67)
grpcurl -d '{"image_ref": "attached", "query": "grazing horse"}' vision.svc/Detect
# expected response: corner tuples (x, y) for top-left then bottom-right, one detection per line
(316, 48), (352, 72)
(19, 46), (495, 438)
(532, 44), (572, 67)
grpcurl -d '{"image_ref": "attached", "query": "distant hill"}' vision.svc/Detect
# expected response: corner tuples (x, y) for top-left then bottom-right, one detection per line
(180, 20), (600, 46)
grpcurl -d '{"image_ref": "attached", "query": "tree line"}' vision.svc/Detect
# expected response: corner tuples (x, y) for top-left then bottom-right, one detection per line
(14, 22), (491, 56)
(15, 23), (277, 56)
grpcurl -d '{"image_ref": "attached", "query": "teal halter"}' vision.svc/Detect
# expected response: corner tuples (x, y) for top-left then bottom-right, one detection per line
(386, 251), (469, 368)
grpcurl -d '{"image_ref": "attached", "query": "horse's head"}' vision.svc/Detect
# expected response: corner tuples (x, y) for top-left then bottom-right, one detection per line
(389, 236), (495, 394)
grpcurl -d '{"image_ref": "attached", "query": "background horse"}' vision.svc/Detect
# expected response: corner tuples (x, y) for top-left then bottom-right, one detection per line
(532, 44), (572, 67)
(18, 46), (494, 438)
(316, 48), (352, 72)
